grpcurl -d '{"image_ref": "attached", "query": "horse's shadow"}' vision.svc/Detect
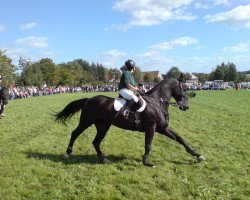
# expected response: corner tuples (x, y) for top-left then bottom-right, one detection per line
(23, 151), (127, 165)
(23, 151), (197, 166)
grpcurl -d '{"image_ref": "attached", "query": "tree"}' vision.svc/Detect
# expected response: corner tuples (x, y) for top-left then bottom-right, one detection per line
(143, 73), (154, 82)
(133, 66), (143, 83)
(237, 72), (247, 82)
(166, 67), (181, 79)
(154, 77), (162, 83)
(51, 67), (74, 86)
(21, 64), (44, 86)
(211, 66), (225, 80)
(0, 50), (16, 86)
(96, 63), (107, 82)
(108, 68), (121, 82)
(17, 57), (32, 85)
(183, 72), (192, 82)
(226, 62), (238, 82)
(37, 58), (57, 86)
(19, 58), (58, 86)
(65, 61), (94, 86)
(74, 59), (90, 72)
(210, 62), (238, 81)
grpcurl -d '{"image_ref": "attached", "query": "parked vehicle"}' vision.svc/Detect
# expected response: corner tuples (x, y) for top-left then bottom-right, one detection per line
(240, 82), (250, 89)
(202, 83), (210, 90)
(214, 80), (224, 85)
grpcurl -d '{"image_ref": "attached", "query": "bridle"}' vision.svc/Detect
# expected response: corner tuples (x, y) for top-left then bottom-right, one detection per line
(139, 82), (187, 109)
(159, 97), (178, 107)
(159, 83), (187, 108)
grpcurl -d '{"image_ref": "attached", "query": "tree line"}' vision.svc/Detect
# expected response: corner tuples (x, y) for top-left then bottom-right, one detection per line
(164, 63), (249, 83)
(0, 50), (249, 87)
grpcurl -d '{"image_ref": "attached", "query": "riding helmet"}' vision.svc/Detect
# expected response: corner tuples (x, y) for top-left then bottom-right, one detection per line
(125, 59), (136, 70)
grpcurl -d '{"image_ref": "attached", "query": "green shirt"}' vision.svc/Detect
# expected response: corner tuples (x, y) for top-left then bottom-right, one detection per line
(118, 70), (136, 90)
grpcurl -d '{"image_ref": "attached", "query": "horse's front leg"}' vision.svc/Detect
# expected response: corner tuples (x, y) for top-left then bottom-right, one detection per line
(159, 127), (205, 162)
(142, 124), (156, 167)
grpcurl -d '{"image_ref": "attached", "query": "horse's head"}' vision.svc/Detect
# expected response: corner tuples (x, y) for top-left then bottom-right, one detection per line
(172, 74), (189, 111)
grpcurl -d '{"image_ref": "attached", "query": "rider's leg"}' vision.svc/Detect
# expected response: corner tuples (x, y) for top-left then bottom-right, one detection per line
(118, 89), (139, 116)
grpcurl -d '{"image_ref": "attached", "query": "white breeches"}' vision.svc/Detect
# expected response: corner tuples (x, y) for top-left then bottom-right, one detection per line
(119, 88), (139, 102)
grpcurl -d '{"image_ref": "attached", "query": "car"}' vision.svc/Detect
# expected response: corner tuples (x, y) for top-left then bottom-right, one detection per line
(240, 82), (250, 89)
(202, 84), (210, 90)
(190, 84), (197, 90)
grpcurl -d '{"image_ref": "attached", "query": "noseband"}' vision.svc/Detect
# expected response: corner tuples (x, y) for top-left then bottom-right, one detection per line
(160, 98), (180, 107)
(159, 83), (186, 108)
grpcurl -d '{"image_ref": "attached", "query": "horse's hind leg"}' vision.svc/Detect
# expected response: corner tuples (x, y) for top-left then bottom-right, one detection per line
(159, 128), (205, 161)
(92, 122), (111, 163)
(64, 121), (92, 158)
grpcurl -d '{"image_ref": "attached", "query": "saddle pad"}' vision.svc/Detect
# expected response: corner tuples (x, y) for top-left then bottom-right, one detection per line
(114, 97), (146, 112)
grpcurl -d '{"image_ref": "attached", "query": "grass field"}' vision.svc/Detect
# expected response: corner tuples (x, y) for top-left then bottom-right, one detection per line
(0, 90), (249, 199)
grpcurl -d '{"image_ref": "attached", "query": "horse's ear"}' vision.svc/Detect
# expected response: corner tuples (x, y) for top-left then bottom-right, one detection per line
(178, 73), (184, 83)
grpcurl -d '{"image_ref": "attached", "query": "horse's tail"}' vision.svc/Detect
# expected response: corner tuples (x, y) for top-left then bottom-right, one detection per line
(55, 98), (89, 124)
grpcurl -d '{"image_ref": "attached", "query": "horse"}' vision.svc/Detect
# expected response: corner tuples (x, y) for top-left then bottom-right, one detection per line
(55, 75), (205, 167)
(0, 87), (9, 118)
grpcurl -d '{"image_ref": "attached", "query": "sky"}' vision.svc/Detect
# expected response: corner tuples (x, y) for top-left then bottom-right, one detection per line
(1, 0), (250, 74)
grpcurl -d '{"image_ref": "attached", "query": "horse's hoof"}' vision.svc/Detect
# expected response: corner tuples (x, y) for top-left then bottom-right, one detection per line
(145, 163), (155, 168)
(63, 152), (71, 159)
(98, 156), (111, 164)
(142, 161), (155, 168)
(197, 155), (206, 162)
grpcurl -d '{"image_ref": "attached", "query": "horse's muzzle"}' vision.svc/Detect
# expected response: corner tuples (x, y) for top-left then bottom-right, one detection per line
(177, 101), (189, 111)
(183, 106), (189, 111)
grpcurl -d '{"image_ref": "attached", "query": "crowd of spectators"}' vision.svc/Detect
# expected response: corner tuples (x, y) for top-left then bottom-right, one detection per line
(7, 84), (118, 100)
(6, 83), (156, 101)
(7, 81), (246, 101)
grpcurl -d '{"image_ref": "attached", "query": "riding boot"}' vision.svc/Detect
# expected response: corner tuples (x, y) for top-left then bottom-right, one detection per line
(120, 100), (136, 118)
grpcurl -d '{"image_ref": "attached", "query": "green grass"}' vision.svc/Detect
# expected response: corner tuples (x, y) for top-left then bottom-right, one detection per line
(0, 90), (249, 200)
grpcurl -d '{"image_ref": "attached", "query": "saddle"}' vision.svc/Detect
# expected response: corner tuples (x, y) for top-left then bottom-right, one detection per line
(114, 95), (147, 113)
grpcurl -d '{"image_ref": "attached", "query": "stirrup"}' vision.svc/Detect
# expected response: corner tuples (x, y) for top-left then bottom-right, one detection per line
(123, 110), (130, 119)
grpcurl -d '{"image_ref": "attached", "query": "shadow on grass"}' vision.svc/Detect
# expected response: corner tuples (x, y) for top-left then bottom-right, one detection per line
(23, 151), (127, 165)
(165, 159), (199, 165)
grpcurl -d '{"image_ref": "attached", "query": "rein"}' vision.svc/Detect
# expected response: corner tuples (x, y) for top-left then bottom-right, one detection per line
(144, 95), (180, 108)
(159, 98), (180, 107)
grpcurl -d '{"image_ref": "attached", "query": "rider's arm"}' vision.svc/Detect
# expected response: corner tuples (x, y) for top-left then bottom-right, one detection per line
(127, 84), (139, 92)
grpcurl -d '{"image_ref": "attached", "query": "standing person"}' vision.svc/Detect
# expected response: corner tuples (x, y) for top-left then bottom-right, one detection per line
(235, 82), (240, 90)
(118, 59), (143, 116)
(0, 75), (8, 118)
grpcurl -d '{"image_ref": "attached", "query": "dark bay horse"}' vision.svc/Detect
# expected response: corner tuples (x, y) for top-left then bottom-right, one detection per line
(56, 75), (205, 167)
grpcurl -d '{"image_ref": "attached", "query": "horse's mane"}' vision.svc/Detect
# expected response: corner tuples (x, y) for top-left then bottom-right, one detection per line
(145, 78), (176, 96)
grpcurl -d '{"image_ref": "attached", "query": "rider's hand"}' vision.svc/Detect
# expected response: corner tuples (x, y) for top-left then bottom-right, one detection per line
(138, 89), (145, 95)
(134, 87), (139, 92)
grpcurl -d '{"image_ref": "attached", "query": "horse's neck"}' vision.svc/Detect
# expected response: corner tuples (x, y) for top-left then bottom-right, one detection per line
(146, 88), (172, 102)
(146, 80), (173, 100)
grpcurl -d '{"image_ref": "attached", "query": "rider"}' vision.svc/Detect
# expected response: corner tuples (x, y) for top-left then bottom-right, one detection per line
(118, 59), (143, 116)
